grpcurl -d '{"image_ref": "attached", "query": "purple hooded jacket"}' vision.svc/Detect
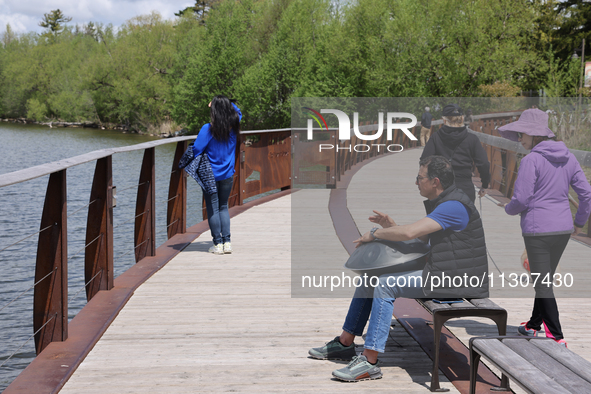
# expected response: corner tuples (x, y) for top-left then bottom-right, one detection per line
(505, 140), (591, 236)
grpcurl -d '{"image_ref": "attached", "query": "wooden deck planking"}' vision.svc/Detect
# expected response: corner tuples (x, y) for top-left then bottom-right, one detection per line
(60, 146), (591, 393)
(60, 191), (457, 393)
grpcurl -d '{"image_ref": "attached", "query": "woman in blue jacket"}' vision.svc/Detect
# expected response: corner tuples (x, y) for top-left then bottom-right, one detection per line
(192, 95), (242, 254)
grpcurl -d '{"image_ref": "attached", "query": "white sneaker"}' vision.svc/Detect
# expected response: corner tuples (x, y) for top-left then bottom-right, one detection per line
(223, 242), (232, 254)
(209, 244), (223, 255)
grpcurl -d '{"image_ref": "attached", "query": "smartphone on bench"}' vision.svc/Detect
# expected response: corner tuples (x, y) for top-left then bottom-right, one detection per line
(432, 298), (464, 304)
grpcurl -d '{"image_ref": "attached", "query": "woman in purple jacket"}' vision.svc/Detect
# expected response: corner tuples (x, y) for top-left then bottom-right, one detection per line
(193, 95), (242, 255)
(498, 108), (591, 347)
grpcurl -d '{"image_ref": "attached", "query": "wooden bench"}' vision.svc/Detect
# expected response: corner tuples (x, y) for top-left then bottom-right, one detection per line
(469, 336), (591, 394)
(416, 298), (508, 392)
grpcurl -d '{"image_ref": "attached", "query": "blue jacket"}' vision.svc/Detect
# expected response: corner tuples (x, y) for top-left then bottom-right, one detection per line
(192, 103), (242, 181)
(421, 111), (432, 128)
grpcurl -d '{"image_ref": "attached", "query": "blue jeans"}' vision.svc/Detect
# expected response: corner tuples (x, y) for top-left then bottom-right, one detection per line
(203, 177), (233, 245)
(342, 270), (425, 353)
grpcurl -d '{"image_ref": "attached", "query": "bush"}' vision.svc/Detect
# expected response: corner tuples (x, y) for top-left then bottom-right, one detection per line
(478, 81), (521, 97)
(26, 98), (48, 121)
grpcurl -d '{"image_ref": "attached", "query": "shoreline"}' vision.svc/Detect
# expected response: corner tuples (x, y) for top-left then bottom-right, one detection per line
(0, 117), (187, 138)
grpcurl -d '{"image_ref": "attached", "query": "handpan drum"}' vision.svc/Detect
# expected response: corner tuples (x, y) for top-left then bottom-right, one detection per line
(344, 239), (430, 277)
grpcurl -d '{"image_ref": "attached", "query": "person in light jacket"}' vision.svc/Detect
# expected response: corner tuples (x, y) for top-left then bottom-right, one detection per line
(498, 108), (591, 347)
(192, 95), (242, 255)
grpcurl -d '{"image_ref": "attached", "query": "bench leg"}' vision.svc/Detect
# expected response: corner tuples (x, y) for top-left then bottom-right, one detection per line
(469, 348), (480, 394)
(490, 312), (510, 392)
(430, 312), (450, 392)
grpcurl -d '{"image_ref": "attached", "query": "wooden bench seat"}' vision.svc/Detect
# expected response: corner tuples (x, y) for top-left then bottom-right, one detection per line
(416, 298), (508, 392)
(469, 336), (591, 394)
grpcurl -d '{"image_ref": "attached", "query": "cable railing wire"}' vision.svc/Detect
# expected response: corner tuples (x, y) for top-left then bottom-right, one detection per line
(113, 238), (151, 264)
(155, 219), (179, 237)
(68, 269), (103, 303)
(66, 234), (102, 263)
(0, 224), (53, 255)
(0, 313), (56, 369)
(115, 180), (149, 194)
(0, 268), (57, 314)
(67, 199), (99, 219)
(112, 168), (179, 195)
(112, 210), (149, 230)
(156, 194), (178, 205)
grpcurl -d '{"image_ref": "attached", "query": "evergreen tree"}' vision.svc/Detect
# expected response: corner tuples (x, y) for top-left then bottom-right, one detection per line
(175, 1), (219, 24)
(39, 9), (72, 38)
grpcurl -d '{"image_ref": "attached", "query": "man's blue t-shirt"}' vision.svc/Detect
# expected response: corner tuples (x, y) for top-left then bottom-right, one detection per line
(426, 201), (470, 232)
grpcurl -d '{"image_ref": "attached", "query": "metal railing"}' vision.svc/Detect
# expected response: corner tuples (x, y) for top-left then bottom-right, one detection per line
(0, 130), (291, 374)
(2, 113), (589, 388)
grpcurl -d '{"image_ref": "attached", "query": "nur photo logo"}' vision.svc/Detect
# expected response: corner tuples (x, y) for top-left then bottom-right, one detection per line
(303, 107), (418, 152)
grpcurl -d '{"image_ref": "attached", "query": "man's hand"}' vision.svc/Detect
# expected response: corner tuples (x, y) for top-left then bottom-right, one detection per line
(369, 210), (396, 228)
(573, 226), (583, 236)
(353, 231), (374, 248)
(478, 188), (487, 198)
(497, 202), (508, 208)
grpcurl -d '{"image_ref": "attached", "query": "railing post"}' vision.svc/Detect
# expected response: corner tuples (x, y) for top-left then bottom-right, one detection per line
(167, 141), (187, 238)
(34, 169), (67, 354)
(135, 147), (156, 262)
(85, 156), (114, 301)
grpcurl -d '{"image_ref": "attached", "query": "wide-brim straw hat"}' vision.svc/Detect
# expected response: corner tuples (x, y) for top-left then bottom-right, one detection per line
(498, 108), (555, 142)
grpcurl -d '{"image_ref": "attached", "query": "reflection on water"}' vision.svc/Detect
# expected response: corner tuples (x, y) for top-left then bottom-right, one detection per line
(0, 123), (203, 390)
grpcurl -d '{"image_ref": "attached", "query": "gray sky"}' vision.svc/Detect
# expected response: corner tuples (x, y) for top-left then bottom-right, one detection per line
(0, 0), (195, 34)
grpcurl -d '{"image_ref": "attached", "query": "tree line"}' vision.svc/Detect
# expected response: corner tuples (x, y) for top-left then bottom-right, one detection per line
(0, 0), (588, 133)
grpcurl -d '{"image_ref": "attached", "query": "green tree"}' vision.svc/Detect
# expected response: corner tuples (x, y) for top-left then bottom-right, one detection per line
(173, 0), (260, 131)
(235, 0), (330, 128)
(39, 9), (72, 39)
(175, 1), (220, 24)
(102, 12), (176, 129)
(553, 0), (591, 61)
(1, 23), (17, 47)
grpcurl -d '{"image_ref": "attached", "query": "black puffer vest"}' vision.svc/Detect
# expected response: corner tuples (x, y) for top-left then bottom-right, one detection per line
(421, 185), (489, 298)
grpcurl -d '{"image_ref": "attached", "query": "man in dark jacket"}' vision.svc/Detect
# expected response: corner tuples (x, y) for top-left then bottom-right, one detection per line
(308, 156), (488, 382)
(420, 106), (433, 146)
(420, 104), (490, 202)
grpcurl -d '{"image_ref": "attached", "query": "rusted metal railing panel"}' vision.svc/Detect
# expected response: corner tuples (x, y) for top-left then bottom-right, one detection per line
(229, 142), (241, 208)
(167, 141), (187, 238)
(85, 156), (114, 301)
(237, 136), (246, 207)
(135, 148), (156, 262)
(504, 151), (519, 198)
(292, 131), (335, 187)
(489, 147), (504, 192)
(33, 170), (68, 354)
(241, 131), (291, 200)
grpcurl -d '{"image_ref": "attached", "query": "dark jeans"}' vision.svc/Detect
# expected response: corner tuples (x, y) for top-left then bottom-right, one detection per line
(203, 177), (233, 245)
(523, 233), (571, 340)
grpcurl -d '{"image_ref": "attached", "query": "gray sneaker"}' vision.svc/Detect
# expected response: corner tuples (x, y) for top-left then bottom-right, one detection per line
(308, 336), (356, 360)
(332, 355), (382, 382)
(518, 321), (538, 337)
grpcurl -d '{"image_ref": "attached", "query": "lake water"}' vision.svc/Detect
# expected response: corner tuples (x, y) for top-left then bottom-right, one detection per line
(0, 122), (205, 390)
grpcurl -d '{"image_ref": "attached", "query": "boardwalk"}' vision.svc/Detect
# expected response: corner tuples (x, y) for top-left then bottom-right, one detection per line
(59, 147), (591, 393)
